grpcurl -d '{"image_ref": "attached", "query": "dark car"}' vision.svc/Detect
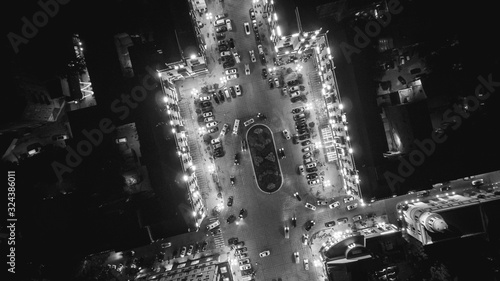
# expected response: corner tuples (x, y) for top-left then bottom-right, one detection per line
(268, 78), (274, 89)
(287, 80), (299, 86)
(228, 237), (239, 245)
(239, 208), (245, 218)
(325, 221), (336, 227)
(296, 120), (307, 126)
(201, 101), (212, 108)
(261, 68), (268, 79)
(297, 129), (309, 135)
(216, 33), (226, 40)
(212, 93), (220, 104)
(397, 75), (407, 84)
(291, 216), (297, 227)
(218, 90), (225, 102)
(260, 53), (267, 64)
(227, 215), (236, 223)
(227, 196), (234, 206)
(298, 134), (310, 141)
(230, 87), (237, 98)
(292, 107), (304, 114)
(306, 173), (318, 180)
(219, 45), (228, 51)
(223, 61), (235, 69)
(216, 26), (228, 33)
(201, 241), (208, 252)
(291, 96), (303, 103)
(234, 153), (240, 165)
(230, 175), (235, 185)
(306, 167), (318, 173)
(305, 220), (315, 231)
(301, 140), (312, 146)
(228, 38), (235, 49)
(241, 139), (247, 151)
(296, 124), (307, 130)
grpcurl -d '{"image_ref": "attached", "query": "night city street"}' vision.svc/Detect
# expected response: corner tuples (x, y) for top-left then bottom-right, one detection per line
(2, 0), (500, 281)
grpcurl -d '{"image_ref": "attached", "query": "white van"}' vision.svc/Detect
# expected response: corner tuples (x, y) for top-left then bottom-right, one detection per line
(206, 220), (220, 230)
(233, 119), (240, 135)
(214, 19), (226, 26)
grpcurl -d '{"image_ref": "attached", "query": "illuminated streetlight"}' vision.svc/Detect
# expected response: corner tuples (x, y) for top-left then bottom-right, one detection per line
(183, 175), (189, 182)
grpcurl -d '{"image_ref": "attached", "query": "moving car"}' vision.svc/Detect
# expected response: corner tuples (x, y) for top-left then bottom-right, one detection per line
(472, 179), (484, 187)
(259, 250), (271, 258)
(230, 86), (237, 98)
(235, 84), (242, 96)
(261, 68), (268, 78)
(302, 234), (309, 245)
(226, 19), (232, 31)
(230, 175), (235, 185)
(257, 44), (264, 54)
(249, 50), (256, 62)
(294, 192), (302, 201)
(241, 139), (247, 151)
(221, 123), (229, 135)
(239, 208), (245, 218)
(161, 242), (172, 248)
(278, 148), (286, 159)
(298, 165), (305, 174)
(304, 259), (309, 270)
(284, 226), (290, 238)
(268, 78), (274, 89)
(53, 134), (69, 141)
(305, 220), (315, 231)
(227, 215), (236, 223)
(329, 201), (340, 209)
(282, 129), (291, 140)
(244, 22), (250, 35)
(274, 77), (280, 87)
(245, 64), (250, 75)
(227, 196), (233, 207)
(337, 217), (348, 225)
(304, 203), (316, 210)
(234, 153), (240, 165)
(243, 118), (254, 126)
(292, 216), (297, 227)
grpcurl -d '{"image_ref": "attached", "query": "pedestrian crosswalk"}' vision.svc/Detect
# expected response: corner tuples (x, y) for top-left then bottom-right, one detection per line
(208, 217), (225, 249)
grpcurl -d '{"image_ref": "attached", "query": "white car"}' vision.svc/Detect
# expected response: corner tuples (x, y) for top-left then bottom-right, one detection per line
(274, 77), (280, 87)
(249, 50), (256, 62)
(258, 44), (264, 54)
(284, 226), (290, 238)
(245, 64), (250, 75)
(259, 250), (271, 258)
(298, 165), (305, 174)
(308, 179), (320, 185)
(206, 121), (218, 128)
(328, 201), (340, 209)
(302, 234), (309, 245)
(161, 242), (172, 248)
(304, 259), (309, 270)
(187, 244), (194, 256)
(226, 19), (232, 31)
(220, 51), (231, 57)
(227, 73), (239, 80)
(294, 252), (300, 264)
(290, 86), (300, 92)
(240, 264), (251, 270)
(346, 203), (358, 211)
(215, 13), (227, 20)
(282, 129), (291, 140)
(204, 116), (215, 122)
(304, 202), (316, 210)
(290, 91), (300, 98)
(225, 68), (238, 75)
(180, 246), (187, 257)
(199, 95), (211, 101)
(352, 215), (363, 221)
(202, 112), (213, 118)
(244, 118), (254, 126)
(220, 123), (229, 135)
(244, 22), (250, 35)
(234, 85), (242, 96)
(344, 196), (355, 203)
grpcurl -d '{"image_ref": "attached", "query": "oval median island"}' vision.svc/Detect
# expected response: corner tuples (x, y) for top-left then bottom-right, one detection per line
(247, 124), (283, 193)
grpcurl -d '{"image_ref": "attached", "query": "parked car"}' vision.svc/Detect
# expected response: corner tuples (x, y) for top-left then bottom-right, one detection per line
(268, 78), (274, 89)
(208, 127), (219, 133)
(230, 86), (237, 98)
(245, 64), (250, 75)
(240, 264), (252, 270)
(337, 217), (348, 225)
(244, 22), (251, 34)
(180, 246), (187, 257)
(274, 77), (280, 87)
(52, 134), (69, 141)
(308, 179), (320, 185)
(329, 201), (340, 209)
(216, 26), (227, 33)
(325, 221), (336, 227)
(298, 165), (305, 174)
(352, 215), (363, 222)
(187, 244), (194, 256)
(304, 203), (316, 210)
(306, 173), (319, 180)
(204, 116), (215, 123)
(221, 123), (229, 135)
(249, 8), (256, 20)
(304, 259), (309, 270)
(291, 96), (303, 103)
(206, 121), (218, 128)
(257, 44), (264, 54)
(305, 220), (315, 231)
(301, 140), (312, 146)
(227, 73), (239, 80)
(235, 84), (242, 96)
(344, 196), (355, 203)
(317, 199), (328, 206)
(303, 152), (312, 158)
(346, 203), (358, 211)
(306, 167), (318, 173)
(278, 148), (286, 159)
(261, 68), (268, 78)
(292, 107), (304, 114)
(290, 91), (301, 98)
(225, 68), (237, 75)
